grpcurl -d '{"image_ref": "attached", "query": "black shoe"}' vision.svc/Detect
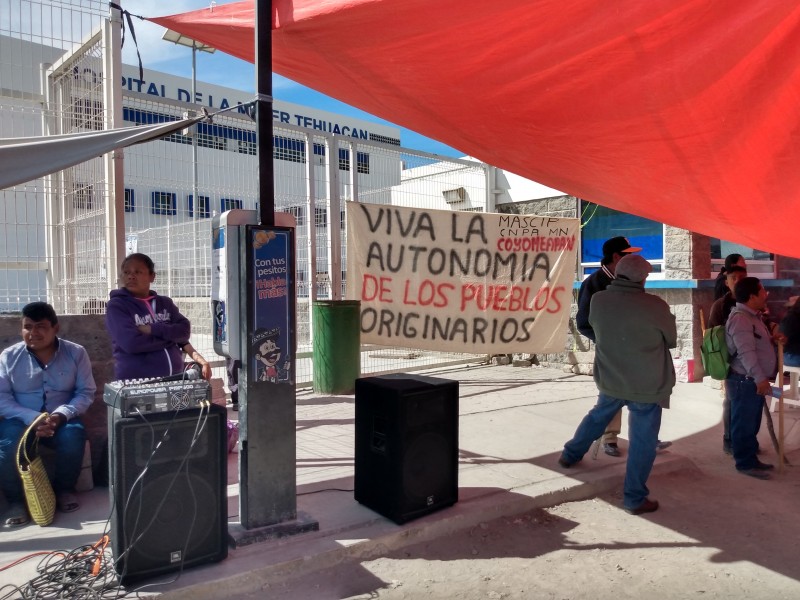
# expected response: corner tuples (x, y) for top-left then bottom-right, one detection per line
(603, 442), (622, 457)
(626, 498), (659, 515)
(231, 403), (239, 412)
(723, 440), (732, 456)
(738, 468), (771, 480)
(656, 440), (672, 451)
(558, 454), (578, 468)
(752, 461), (774, 471)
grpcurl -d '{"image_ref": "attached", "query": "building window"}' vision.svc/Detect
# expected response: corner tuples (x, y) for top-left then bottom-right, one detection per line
(73, 183), (94, 210)
(273, 136), (305, 163)
(72, 97), (103, 130)
(188, 195), (210, 218)
(580, 200), (664, 277)
(124, 189), (135, 213)
(163, 131), (192, 145)
(356, 151), (370, 174)
(151, 191), (177, 215)
(286, 206), (306, 226)
(337, 149), (370, 174)
(221, 198), (243, 212)
(196, 131), (226, 150)
(315, 207), (328, 227)
(238, 139), (257, 155)
(710, 239), (775, 278)
(338, 148), (350, 172)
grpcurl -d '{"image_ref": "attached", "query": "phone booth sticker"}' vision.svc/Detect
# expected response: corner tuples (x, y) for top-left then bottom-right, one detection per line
(249, 228), (292, 385)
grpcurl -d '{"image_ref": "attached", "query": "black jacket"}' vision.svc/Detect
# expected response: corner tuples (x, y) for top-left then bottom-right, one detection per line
(576, 266), (613, 342)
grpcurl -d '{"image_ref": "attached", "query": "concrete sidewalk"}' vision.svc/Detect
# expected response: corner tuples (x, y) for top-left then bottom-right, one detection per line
(2, 364), (799, 598)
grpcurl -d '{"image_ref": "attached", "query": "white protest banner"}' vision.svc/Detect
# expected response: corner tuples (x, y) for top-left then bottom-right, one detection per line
(346, 202), (578, 353)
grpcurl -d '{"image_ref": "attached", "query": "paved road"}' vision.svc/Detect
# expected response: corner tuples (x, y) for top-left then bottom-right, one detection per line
(231, 427), (800, 600)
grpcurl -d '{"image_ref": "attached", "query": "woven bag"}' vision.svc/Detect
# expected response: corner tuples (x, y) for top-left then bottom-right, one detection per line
(17, 413), (56, 526)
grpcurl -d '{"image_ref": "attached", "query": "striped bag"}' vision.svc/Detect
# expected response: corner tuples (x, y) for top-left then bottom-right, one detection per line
(17, 413), (56, 526)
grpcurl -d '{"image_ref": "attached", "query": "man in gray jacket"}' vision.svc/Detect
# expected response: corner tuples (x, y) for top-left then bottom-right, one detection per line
(724, 277), (776, 479)
(558, 255), (677, 515)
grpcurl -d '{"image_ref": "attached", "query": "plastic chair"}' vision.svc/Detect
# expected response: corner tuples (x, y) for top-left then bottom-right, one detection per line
(771, 365), (800, 412)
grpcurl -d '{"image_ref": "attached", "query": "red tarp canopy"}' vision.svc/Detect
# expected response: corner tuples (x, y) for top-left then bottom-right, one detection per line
(150, 0), (800, 258)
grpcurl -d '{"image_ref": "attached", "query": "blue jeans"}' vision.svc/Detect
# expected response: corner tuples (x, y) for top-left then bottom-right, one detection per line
(726, 374), (763, 470)
(562, 393), (662, 510)
(0, 417), (86, 503)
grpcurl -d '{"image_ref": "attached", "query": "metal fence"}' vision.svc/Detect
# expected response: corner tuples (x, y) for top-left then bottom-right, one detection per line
(0, 3), (489, 387)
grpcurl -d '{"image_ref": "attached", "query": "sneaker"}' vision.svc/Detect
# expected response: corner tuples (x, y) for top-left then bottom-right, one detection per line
(656, 440), (672, 451)
(738, 468), (771, 480)
(626, 498), (659, 515)
(603, 442), (622, 457)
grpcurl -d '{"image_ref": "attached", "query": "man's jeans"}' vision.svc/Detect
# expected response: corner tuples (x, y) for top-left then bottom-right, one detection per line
(0, 417), (86, 503)
(725, 374), (763, 470)
(562, 393), (662, 510)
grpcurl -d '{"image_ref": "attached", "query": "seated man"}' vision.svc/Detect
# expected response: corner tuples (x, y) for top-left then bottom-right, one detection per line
(0, 302), (96, 526)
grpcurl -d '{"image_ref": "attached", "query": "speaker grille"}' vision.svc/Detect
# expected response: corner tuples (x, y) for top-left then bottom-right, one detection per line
(355, 374), (458, 524)
(110, 405), (228, 582)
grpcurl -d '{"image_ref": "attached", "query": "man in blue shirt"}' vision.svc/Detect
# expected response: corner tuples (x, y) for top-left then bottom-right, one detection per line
(0, 302), (96, 526)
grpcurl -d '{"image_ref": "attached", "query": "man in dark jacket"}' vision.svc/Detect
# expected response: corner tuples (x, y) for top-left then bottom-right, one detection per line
(575, 236), (641, 457)
(560, 255), (677, 515)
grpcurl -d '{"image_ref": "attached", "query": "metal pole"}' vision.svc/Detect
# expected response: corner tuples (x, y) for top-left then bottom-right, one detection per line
(256, 0), (274, 227)
(192, 42), (199, 295)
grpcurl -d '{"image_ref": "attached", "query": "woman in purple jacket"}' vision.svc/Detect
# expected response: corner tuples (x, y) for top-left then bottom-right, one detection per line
(106, 253), (205, 381)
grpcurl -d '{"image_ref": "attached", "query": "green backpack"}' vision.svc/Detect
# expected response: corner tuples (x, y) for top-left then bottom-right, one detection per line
(700, 325), (730, 380)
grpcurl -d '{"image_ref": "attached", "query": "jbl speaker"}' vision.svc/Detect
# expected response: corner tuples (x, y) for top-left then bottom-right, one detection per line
(354, 374), (459, 524)
(109, 403), (228, 583)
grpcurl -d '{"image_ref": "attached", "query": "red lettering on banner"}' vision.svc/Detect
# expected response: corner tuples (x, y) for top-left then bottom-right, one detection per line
(547, 285), (565, 313)
(404, 279), (454, 307)
(460, 283), (565, 314)
(361, 274), (393, 303)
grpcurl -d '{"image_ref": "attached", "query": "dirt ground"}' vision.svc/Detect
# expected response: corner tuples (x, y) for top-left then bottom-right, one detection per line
(238, 445), (800, 600)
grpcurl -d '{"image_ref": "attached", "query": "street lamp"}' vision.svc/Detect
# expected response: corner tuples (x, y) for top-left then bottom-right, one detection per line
(161, 29), (215, 297)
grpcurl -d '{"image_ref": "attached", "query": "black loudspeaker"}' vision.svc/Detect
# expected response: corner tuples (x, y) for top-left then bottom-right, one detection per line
(109, 404), (228, 583)
(355, 374), (459, 524)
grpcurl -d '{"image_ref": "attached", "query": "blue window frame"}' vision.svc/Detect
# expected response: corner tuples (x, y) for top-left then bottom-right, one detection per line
(124, 189), (135, 213)
(151, 191), (177, 215)
(221, 198), (243, 212)
(580, 201), (664, 275)
(188, 195), (210, 218)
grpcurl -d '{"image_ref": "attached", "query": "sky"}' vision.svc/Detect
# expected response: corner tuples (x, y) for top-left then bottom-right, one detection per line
(124, 0), (462, 158)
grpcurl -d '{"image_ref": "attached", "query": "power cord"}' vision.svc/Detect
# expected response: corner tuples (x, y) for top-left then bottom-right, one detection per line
(0, 535), (126, 599)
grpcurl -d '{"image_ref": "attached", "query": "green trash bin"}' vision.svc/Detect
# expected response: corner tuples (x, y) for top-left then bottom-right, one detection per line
(312, 300), (361, 394)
